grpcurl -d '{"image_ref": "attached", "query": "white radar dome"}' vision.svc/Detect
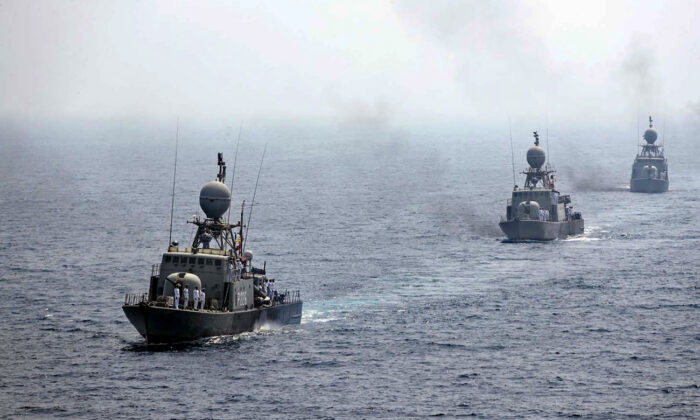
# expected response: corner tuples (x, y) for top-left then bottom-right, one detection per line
(199, 181), (231, 219)
(643, 128), (658, 144)
(526, 146), (546, 169)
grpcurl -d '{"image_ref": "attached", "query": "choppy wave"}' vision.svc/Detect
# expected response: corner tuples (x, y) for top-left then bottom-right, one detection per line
(2, 133), (698, 419)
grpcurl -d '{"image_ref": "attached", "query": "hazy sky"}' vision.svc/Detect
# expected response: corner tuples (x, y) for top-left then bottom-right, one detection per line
(1, 0), (698, 126)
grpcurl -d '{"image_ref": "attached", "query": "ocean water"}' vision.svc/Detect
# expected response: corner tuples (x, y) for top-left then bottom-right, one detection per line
(1, 124), (698, 418)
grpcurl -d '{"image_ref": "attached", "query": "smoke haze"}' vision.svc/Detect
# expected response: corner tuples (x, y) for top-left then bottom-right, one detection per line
(1, 0), (698, 129)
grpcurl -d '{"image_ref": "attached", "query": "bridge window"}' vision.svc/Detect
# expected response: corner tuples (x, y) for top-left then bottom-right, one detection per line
(189, 257), (196, 264)
(172, 257), (179, 263)
(163, 256), (171, 263)
(197, 258), (205, 265)
(206, 259), (213, 265)
(215, 260), (222, 266)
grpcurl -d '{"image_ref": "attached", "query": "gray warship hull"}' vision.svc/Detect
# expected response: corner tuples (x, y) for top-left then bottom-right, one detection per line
(630, 116), (668, 193)
(500, 131), (584, 242)
(122, 302), (302, 344)
(499, 219), (584, 241)
(630, 177), (668, 193)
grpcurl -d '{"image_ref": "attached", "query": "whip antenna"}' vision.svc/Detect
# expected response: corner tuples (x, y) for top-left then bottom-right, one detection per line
(226, 125), (242, 224)
(546, 112), (550, 166)
(168, 117), (180, 246)
(243, 143), (267, 251)
(508, 117), (516, 188)
(636, 111), (640, 155)
(661, 114), (667, 147)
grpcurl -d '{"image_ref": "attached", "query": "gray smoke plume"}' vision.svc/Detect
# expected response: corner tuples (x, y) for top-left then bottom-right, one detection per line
(328, 95), (396, 128)
(619, 38), (661, 109)
(687, 101), (700, 125)
(393, 0), (550, 116)
(1, 1), (699, 125)
(562, 164), (628, 193)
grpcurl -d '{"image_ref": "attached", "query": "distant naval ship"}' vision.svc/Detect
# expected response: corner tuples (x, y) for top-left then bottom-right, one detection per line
(630, 116), (669, 193)
(123, 153), (302, 344)
(499, 131), (584, 241)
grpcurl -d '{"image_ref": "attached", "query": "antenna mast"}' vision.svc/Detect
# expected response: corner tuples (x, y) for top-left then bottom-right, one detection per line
(243, 144), (267, 251)
(661, 114), (667, 147)
(508, 117), (516, 188)
(216, 152), (226, 182)
(546, 113), (550, 167)
(636, 111), (640, 155)
(168, 117), (180, 246)
(239, 200), (245, 250)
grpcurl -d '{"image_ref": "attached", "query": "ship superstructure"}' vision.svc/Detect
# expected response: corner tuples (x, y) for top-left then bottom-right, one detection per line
(123, 153), (302, 344)
(499, 132), (584, 241)
(630, 116), (669, 193)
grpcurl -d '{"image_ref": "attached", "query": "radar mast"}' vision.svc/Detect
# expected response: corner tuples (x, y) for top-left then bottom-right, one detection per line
(186, 153), (242, 257)
(638, 115), (663, 158)
(522, 131), (554, 190)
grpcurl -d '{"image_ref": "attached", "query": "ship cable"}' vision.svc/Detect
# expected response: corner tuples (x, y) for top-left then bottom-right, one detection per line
(508, 116), (516, 189)
(661, 113), (667, 148)
(168, 117), (180, 247)
(226, 125), (242, 226)
(243, 144), (267, 252)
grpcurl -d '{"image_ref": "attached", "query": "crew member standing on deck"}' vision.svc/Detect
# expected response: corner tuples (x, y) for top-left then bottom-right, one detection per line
(173, 284), (180, 309)
(200, 288), (206, 310)
(183, 285), (189, 309)
(193, 287), (200, 310)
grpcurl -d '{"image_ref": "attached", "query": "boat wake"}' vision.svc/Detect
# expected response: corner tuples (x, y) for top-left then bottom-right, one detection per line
(561, 225), (604, 242)
(301, 308), (341, 324)
(562, 235), (601, 242)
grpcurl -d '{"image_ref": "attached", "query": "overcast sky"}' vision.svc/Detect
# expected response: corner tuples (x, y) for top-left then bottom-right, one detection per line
(1, 0), (698, 127)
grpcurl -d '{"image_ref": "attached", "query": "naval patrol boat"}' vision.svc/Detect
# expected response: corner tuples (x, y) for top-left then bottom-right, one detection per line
(499, 131), (584, 241)
(630, 116), (669, 193)
(123, 153), (302, 344)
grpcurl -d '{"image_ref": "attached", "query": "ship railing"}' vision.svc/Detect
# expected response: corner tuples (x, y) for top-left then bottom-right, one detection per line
(124, 292), (149, 305)
(167, 246), (230, 256)
(151, 264), (160, 277)
(279, 290), (301, 304)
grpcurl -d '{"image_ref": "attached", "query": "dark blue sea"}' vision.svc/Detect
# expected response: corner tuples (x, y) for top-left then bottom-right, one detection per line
(1, 124), (698, 418)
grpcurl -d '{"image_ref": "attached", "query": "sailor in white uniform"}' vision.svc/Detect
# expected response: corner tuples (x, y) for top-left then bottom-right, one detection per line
(183, 285), (189, 309)
(200, 289), (206, 310)
(193, 287), (200, 310)
(173, 285), (180, 309)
